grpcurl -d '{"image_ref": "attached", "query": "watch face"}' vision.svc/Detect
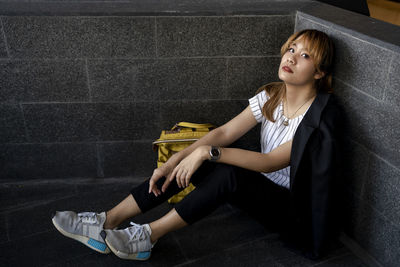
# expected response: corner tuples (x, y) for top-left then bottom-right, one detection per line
(211, 147), (220, 157)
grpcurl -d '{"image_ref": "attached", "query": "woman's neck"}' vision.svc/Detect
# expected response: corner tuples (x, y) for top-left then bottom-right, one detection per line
(284, 83), (317, 108)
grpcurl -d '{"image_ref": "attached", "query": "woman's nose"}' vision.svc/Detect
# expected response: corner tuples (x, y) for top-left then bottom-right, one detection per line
(287, 56), (295, 64)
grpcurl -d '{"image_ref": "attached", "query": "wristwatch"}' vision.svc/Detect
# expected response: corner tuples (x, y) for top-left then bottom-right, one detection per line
(209, 146), (221, 161)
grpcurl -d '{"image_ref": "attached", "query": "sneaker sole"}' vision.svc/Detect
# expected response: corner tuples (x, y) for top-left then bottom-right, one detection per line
(52, 217), (110, 254)
(104, 237), (151, 260)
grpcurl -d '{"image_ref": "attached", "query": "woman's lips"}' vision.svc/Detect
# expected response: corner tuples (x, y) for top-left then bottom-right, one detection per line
(282, 66), (293, 73)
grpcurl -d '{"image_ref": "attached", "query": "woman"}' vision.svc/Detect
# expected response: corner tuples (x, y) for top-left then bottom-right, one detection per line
(52, 29), (342, 261)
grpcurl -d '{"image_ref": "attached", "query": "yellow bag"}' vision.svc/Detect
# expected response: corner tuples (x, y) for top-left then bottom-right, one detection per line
(152, 122), (216, 203)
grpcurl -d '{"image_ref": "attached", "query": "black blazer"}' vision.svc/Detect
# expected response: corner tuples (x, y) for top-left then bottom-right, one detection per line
(281, 92), (344, 259)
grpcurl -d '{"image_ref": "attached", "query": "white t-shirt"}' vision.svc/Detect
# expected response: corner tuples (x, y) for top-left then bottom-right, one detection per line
(248, 90), (309, 189)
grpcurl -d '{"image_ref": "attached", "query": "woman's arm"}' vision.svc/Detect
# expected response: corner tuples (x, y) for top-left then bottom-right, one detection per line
(170, 105), (258, 163)
(205, 140), (292, 173)
(149, 105), (258, 195)
(172, 140), (292, 188)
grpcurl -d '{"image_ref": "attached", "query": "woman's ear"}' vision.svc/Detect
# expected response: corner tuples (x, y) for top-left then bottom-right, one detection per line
(314, 70), (325, 80)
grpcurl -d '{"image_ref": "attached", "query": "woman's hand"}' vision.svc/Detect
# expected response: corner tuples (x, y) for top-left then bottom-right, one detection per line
(164, 146), (209, 190)
(148, 157), (178, 197)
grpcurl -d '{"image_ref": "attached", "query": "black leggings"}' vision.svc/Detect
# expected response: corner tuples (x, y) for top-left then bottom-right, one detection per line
(131, 161), (291, 231)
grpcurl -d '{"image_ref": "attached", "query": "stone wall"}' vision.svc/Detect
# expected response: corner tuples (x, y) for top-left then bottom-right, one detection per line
(295, 5), (400, 267)
(0, 1), (399, 266)
(0, 13), (293, 180)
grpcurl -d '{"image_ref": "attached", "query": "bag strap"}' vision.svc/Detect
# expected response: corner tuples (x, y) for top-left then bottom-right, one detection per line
(172, 122), (215, 130)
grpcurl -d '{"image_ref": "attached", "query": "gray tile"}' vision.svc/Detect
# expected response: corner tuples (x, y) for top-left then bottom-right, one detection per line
(23, 102), (160, 142)
(0, 230), (93, 266)
(183, 235), (297, 267)
(297, 4), (400, 53)
(0, 59), (88, 103)
(99, 141), (157, 178)
(0, 143), (97, 179)
(226, 56), (280, 99)
(0, 104), (26, 143)
(0, 1), (307, 17)
(334, 80), (400, 169)
(93, 102), (160, 141)
(0, 19), (7, 58)
(3, 16), (155, 58)
(157, 16), (293, 57)
(0, 214), (7, 243)
(23, 103), (98, 142)
(353, 201), (400, 267)
(296, 15), (392, 100)
(314, 253), (367, 267)
(7, 184), (130, 241)
(89, 58), (226, 102)
(173, 209), (274, 260)
(0, 180), (75, 212)
(341, 139), (370, 197)
(385, 52), (400, 110)
(159, 100), (247, 130)
(363, 155), (400, 224)
(89, 59), (159, 102)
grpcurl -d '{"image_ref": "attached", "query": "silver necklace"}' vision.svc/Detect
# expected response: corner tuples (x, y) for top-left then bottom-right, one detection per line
(282, 96), (314, 126)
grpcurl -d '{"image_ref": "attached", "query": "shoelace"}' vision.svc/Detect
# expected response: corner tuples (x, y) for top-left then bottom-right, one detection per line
(77, 212), (99, 224)
(125, 222), (146, 244)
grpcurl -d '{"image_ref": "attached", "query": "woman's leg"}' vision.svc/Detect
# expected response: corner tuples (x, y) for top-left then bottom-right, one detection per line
(104, 194), (141, 229)
(103, 162), (218, 230)
(149, 208), (187, 243)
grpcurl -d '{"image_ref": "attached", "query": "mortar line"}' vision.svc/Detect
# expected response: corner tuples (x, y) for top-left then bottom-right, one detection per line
(311, 252), (351, 266)
(335, 77), (382, 102)
(154, 17), (158, 58)
(381, 54), (394, 102)
(0, 55), (279, 61)
(85, 58), (92, 102)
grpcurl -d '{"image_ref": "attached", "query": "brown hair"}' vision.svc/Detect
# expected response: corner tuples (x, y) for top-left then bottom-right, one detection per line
(257, 29), (335, 122)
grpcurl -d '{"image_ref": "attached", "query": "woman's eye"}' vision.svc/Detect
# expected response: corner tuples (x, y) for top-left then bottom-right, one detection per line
(288, 48), (295, 53)
(301, 53), (310, 59)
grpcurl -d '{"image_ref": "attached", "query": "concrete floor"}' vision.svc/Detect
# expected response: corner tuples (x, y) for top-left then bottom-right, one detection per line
(0, 177), (367, 267)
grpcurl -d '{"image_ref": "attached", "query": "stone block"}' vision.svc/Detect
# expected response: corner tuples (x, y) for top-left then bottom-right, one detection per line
(353, 200), (400, 267)
(363, 155), (400, 224)
(0, 59), (88, 103)
(0, 215), (8, 244)
(385, 53), (400, 110)
(0, 229), (106, 266)
(23, 102), (160, 142)
(157, 16), (293, 57)
(0, 180), (75, 212)
(296, 4), (400, 53)
(89, 58), (226, 102)
(2, 16), (155, 58)
(296, 15), (392, 100)
(99, 141), (157, 178)
(0, 143), (97, 179)
(0, 104), (26, 143)
(334, 80), (400, 169)
(226, 56), (280, 99)
(341, 139), (370, 197)
(173, 209), (273, 260)
(23, 103), (97, 142)
(0, 19), (7, 58)
(93, 102), (161, 141)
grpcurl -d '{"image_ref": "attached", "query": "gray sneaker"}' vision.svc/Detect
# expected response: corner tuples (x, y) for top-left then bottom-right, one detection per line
(52, 211), (110, 254)
(101, 222), (154, 260)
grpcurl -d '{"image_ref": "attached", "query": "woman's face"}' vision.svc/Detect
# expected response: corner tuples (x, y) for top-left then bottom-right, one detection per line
(278, 37), (323, 88)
